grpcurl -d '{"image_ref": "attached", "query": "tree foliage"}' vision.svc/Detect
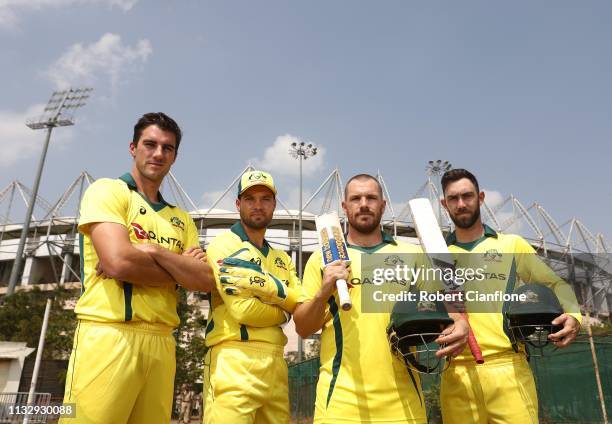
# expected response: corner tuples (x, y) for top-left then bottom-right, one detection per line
(0, 287), (78, 359)
(173, 290), (208, 389)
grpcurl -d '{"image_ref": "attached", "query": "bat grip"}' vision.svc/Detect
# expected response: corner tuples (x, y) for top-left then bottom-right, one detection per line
(462, 312), (484, 364)
(336, 279), (352, 311)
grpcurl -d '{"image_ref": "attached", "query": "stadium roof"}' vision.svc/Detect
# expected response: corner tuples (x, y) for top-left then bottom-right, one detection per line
(0, 166), (609, 255)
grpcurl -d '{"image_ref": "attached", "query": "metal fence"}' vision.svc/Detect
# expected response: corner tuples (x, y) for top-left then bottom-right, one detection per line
(288, 358), (319, 422)
(288, 335), (612, 424)
(0, 392), (51, 423)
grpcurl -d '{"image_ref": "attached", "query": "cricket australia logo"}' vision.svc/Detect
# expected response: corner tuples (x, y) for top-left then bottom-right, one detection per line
(384, 255), (404, 266)
(170, 216), (185, 231)
(521, 290), (539, 304)
(275, 257), (287, 270)
(484, 249), (502, 262)
(248, 172), (268, 182)
(417, 301), (436, 312)
(131, 222), (149, 240)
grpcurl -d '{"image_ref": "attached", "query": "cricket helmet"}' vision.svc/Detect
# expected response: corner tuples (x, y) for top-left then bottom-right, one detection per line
(387, 298), (453, 374)
(506, 283), (563, 348)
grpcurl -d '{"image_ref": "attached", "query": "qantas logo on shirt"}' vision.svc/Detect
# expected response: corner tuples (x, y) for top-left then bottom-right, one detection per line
(130, 222), (185, 251)
(132, 222), (149, 239)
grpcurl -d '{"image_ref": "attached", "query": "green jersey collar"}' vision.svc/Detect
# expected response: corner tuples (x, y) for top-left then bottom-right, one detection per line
(119, 173), (175, 211)
(231, 221), (271, 256)
(446, 224), (498, 248)
(347, 231), (397, 254)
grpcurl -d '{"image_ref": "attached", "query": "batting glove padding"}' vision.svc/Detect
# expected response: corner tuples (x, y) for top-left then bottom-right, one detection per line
(219, 258), (298, 311)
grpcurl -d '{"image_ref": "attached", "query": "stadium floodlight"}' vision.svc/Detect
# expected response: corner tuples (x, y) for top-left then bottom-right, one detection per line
(289, 140), (318, 361)
(425, 160), (452, 226)
(426, 159), (452, 177)
(7, 88), (93, 296)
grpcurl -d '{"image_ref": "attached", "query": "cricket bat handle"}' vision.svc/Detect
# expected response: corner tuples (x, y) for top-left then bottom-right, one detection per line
(461, 312), (484, 364)
(336, 279), (352, 311)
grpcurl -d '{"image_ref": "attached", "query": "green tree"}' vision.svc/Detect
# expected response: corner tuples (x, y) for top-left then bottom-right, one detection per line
(422, 374), (442, 424)
(173, 290), (208, 389)
(0, 287), (78, 359)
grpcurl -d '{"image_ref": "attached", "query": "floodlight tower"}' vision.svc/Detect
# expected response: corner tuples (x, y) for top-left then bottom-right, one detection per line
(426, 160), (452, 226)
(7, 88), (93, 296)
(289, 141), (317, 360)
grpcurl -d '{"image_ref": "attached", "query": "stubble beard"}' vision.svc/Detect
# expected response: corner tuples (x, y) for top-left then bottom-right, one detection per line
(450, 207), (481, 229)
(240, 210), (272, 231)
(349, 210), (382, 234)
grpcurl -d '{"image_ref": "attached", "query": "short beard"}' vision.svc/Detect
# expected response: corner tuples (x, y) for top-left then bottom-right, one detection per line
(240, 210), (271, 231)
(450, 208), (481, 229)
(350, 211), (382, 234)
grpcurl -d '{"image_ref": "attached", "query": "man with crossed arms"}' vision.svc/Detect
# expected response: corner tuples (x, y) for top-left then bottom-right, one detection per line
(205, 170), (302, 423)
(61, 113), (214, 424)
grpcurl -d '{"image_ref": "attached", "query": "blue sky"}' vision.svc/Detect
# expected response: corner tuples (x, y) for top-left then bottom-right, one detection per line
(0, 1), (610, 240)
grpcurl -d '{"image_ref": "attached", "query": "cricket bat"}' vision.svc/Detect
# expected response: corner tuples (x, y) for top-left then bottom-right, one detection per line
(315, 212), (352, 311)
(409, 198), (484, 364)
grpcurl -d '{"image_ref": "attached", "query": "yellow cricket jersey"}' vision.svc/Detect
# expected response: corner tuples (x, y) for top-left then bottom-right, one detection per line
(300, 233), (428, 423)
(205, 222), (300, 348)
(447, 224), (582, 361)
(74, 173), (199, 327)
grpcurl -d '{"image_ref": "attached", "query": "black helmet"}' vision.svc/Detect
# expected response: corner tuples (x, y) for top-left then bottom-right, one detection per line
(387, 299), (453, 374)
(506, 283), (563, 348)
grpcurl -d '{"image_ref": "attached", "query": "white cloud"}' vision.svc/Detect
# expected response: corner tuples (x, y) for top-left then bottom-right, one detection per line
(0, 32), (148, 166)
(0, 0), (137, 29)
(0, 104), (74, 166)
(250, 134), (326, 178)
(45, 33), (152, 91)
(482, 188), (526, 233)
(483, 189), (504, 209)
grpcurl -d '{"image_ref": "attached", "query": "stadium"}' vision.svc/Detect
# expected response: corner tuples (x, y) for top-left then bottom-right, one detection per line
(0, 165), (610, 422)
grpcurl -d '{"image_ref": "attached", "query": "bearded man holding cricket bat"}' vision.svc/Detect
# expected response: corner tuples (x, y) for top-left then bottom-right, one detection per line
(293, 174), (470, 424)
(438, 168), (581, 424)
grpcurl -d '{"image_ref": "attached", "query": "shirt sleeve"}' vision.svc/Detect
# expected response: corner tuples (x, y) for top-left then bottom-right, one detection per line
(78, 179), (129, 234)
(300, 251), (332, 323)
(184, 216), (201, 251)
(514, 236), (582, 323)
(206, 237), (288, 327)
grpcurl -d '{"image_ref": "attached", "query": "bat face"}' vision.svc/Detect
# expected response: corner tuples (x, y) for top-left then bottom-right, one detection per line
(409, 198), (484, 363)
(409, 198), (455, 271)
(409, 198), (447, 252)
(315, 212), (353, 311)
(319, 229), (335, 265)
(316, 213), (351, 266)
